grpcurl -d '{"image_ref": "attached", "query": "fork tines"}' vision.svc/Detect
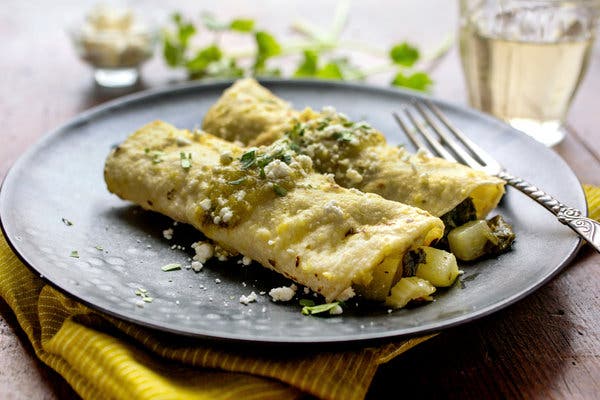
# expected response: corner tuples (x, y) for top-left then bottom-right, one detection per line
(393, 100), (499, 173)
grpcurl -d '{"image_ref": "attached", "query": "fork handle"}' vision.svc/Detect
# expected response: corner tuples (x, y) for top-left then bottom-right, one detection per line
(497, 171), (600, 253)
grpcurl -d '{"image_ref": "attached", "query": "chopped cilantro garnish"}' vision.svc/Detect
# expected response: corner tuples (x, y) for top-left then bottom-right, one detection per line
(228, 177), (246, 185)
(301, 301), (342, 315)
(161, 263), (182, 271)
(135, 287), (154, 303)
(61, 218), (73, 226)
(332, 130), (354, 142)
(180, 152), (192, 169)
(240, 150), (257, 169)
(273, 184), (287, 197)
(149, 151), (165, 164)
(70, 250), (79, 258)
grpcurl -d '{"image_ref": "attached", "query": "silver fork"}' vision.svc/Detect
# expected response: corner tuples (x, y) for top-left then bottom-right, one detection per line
(393, 99), (600, 254)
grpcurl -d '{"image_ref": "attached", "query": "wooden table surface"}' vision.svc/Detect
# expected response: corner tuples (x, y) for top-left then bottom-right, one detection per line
(1, 1), (599, 399)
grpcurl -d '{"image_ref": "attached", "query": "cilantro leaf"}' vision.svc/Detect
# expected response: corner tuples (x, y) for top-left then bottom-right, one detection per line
(163, 37), (184, 67)
(240, 150), (257, 169)
(392, 71), (432, 92)
(201, 12), (229, 31)
(301, 301), (343, 315)
(161, 263), (182, 271)
(230, 19), (255, 32)
(294, 50), (319, 77)
(316, 62), (343, 79)
(185, 45), (223, 73)
(272, 184), (287, 197)
(254, 31), (282, 72)
(390, 42), (420, 67)
(163, 13), (196, 67)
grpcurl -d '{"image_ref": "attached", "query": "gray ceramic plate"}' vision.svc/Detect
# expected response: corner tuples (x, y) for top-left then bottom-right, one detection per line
(0, 79), (585, 345)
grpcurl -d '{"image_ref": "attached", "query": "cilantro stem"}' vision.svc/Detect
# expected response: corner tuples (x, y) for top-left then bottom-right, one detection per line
(328, 0), (351, 41)
(420, 33), (455, 73)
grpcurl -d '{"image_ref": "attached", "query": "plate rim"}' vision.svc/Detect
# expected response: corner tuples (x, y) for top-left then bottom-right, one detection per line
(0, 78), (586, 345)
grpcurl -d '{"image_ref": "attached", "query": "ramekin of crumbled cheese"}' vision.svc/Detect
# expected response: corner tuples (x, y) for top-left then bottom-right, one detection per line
(68, 4), (159, 87)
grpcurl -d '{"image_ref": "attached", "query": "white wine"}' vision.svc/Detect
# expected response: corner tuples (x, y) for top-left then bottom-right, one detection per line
(459, 4), (596, 146)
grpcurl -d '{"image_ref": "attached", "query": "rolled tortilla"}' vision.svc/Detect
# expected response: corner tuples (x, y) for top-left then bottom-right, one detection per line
(202, 79), (505, 219)
(104, 121), (444, 303)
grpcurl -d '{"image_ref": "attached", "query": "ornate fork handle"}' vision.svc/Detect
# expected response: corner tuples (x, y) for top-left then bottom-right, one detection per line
(497, 171), (600, 253)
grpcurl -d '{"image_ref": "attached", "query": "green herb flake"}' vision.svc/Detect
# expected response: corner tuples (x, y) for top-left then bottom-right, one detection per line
(161, 263), (182, 272)
(185, 45), (222, 72)
(94, 245), (103, 251)
(240, 150), (257, 169)
(391, 71), (433, 92)
(135, 287), (154, 303)
(294, 49), (319, 77)
(230, 18), (255, 32)
(180, 152), (192, 169)
(301, 301), (342, 316)
(299, 299), (315, 307)
(70, 250), (79, 258)
(390, 42), (420, 67)
(332, 131), (354, 142)
(273, 184), (287, 197)
(61, 218), (73, 226)
(228, 177), (247, 185)
(150, 151), (165, 164)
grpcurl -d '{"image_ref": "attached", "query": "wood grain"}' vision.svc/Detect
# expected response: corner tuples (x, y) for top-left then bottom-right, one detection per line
(1, 1), (599, 399)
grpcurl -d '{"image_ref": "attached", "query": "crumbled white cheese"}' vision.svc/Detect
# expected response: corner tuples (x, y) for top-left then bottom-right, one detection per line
(322, 105), (336, 116)
(264, 159), (293, 180)
(219, 207), (233, 223)
(324, 200), (344, 217)
(324, 173), (336, 184)
(162, 228), (173, 240)
(191, 241), (214, 264)
(234, 190), (246, 201)
(217, 196), (227, 206)
(199, 198), (212, 211)
(296, 154), (313, 171)
(191, 261), (203, 272)
(241, 256), (252, 265)
(239, 291), (258, 305)
(323, 124), (345, 135)
(345, 168), (363, 184)
(268, 284), (297, 302)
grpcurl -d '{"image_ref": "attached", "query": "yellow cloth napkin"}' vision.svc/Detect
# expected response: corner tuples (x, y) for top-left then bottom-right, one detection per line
(1, 184), (598, 400)
(0, 237), (432, 400)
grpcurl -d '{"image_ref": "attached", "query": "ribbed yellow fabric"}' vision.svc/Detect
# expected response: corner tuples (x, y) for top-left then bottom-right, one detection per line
(2, 185), (598, 399)
(583, 184), (600, 221)
(0, 233), (432, 400)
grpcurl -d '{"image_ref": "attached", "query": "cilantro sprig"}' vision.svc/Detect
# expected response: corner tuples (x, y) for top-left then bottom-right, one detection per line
(300, 299), (343, 316)
(161, 1), (449, 91)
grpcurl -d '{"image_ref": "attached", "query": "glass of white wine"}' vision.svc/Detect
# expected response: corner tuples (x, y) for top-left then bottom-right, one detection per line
(458, 0), (599, 146)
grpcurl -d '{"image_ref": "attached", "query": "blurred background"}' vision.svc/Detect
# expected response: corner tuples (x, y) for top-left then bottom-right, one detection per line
(2, 1), (600, 399)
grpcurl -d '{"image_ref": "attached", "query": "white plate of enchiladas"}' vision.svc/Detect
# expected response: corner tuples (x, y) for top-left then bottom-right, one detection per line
(0, 79), (585, 344)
